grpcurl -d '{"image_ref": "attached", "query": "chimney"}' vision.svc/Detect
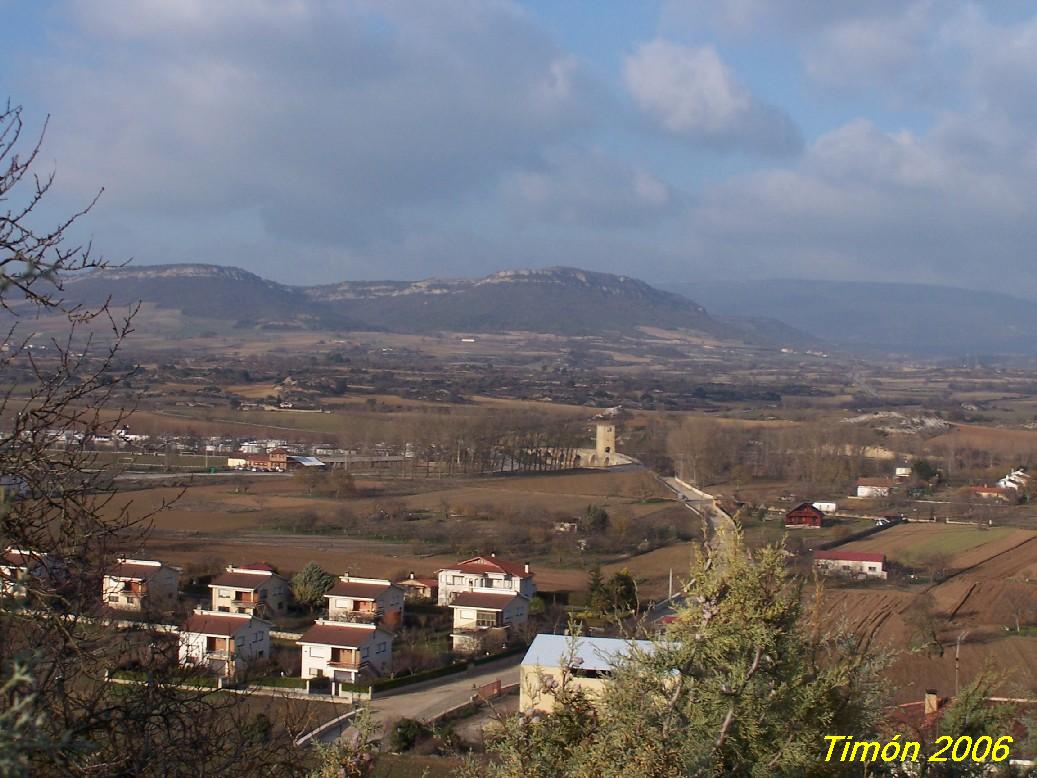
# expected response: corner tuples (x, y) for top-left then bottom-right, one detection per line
(409, 571), (415, 580)
(924, 689), (939, 716)
(524, 562), (530, 574)
(343, 570), (350, 580)
(490, 552), (496, 558)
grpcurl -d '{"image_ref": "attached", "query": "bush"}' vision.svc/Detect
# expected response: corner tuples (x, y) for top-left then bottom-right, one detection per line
(389, 717), (430, 752)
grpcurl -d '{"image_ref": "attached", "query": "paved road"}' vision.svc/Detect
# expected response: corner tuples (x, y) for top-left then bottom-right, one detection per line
(317, 655), (522, 744)
(659, 475), (737, 559)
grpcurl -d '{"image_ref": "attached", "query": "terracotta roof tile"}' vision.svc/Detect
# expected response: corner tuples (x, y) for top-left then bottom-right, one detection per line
(182, 612), (255, 637)
(326, 580), (391, 599)
(210, 571), (276, 589)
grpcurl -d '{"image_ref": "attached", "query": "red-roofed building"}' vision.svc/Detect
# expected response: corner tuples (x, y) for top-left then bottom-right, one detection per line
(179, 609), (271, 678)
(102, 558), (180, 612)
(814, 550), (887, 579)
(397, 572), (438, 601)
(449, 590), (529, 654)
(298, 620), (393, 688)
(209, 564), (291, 617)
(1, 547), (66, 598)
(784, 502), (825, 529)
(325, 574), (405, 628)
(436, 554), (536, 606)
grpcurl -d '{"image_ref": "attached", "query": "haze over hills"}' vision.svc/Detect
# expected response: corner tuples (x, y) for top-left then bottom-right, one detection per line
(680, 279), (1037, 356)
(56, 263), (807, 346)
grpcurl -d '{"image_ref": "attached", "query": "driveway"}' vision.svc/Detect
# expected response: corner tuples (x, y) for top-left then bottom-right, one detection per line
(315, 655), (522, 744)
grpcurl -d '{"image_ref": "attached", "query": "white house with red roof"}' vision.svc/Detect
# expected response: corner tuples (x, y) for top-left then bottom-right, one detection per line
(449, 589), (529, 654)
(297, 620), (394, 687)
(813, 550), (887, 579)
(102, 558), (180, 612)
(1, 547), (66, 598)
(436, 554), (536, 606)
(209, 563), (291, 617)
(179, 609), (272, 678)
(325, 574), (405, 628)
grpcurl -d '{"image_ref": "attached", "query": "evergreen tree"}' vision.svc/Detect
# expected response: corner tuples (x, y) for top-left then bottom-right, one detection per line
(292, 562), (335, 611)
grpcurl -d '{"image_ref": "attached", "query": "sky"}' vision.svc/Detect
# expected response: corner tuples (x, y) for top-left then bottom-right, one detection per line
(3, 1), (1037, 294)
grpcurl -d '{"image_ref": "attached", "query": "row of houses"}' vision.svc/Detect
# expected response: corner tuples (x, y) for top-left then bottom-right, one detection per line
(3, 548), (537, 688)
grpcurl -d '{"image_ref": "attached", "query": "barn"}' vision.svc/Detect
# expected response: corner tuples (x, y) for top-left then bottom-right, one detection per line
(784, 501), (824, 528)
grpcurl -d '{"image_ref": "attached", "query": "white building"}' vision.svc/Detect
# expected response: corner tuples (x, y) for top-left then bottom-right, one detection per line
(102, 559), (180, 612)
(1, 548), (65, 597)
(856, 478), (894, 498)
(209, 564), (291, 617)
(179, 609), (272, 678)
(449, 590), (529, 654)
(436, 554), (536, 606)
(811, 501), (837, 514)
(297, 620), (393, 688)
(325, 575), (405, 629)
(998, 468), (1032, 491)
(520, 634), (655, 713)
(813, 551), (887, 579)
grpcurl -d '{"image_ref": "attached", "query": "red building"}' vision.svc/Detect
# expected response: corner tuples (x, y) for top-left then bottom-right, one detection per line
(784, 502), (824, 528)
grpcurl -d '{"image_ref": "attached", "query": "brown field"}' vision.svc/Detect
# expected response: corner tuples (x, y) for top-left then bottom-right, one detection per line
(824, 521), (1037, 703)
(925, 423), (1037, 457)
(839, 523), (1035, 567)
(113, 469), (673, 594)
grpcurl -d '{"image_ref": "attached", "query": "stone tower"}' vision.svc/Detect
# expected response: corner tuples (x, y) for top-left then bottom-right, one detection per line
(595, 422), (616, 464)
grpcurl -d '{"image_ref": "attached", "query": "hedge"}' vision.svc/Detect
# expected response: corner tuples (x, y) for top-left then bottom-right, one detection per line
(250, 676), (307, 690)
(473, 645), (526, 665)
(371, 661), (468, 692)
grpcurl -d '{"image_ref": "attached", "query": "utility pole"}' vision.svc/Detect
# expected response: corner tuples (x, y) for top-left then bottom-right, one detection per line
(955, 631), (969, 696)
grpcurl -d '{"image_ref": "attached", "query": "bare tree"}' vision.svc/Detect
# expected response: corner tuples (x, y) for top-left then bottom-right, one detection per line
(0, 102), (312, 776)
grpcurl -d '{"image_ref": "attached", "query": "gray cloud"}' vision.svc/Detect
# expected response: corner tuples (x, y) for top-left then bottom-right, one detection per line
(623, 40), (801, 155)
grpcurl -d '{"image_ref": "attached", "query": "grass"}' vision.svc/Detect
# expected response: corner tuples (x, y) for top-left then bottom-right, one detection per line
(249, 676), (307, 689)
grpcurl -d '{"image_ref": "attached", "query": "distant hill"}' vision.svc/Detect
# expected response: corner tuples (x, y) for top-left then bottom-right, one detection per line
(56, 264), (795, 344)
(679, 279), (1037, 355)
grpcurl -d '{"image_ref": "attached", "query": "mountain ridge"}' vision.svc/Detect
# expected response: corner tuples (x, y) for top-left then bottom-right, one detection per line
(59, 263), (777, 342)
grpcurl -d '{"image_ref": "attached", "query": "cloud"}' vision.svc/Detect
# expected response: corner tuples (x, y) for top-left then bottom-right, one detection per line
(623, 40), (801, 155)
(27, 0), (606, 252)
(503, 150), (676, 227)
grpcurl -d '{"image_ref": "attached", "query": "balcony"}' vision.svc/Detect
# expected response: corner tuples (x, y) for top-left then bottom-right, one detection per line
(330, 609), (380, 623)
(327, 658), (361, 670)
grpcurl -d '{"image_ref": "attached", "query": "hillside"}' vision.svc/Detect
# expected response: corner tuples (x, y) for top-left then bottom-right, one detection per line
(55, 264), (779, 343)
(679, 279), (1037, 356)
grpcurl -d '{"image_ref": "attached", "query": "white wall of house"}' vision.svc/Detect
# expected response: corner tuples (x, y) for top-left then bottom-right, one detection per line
(299, 627), (393, 683)
(178, 618), (271, 676)
(814, 559), (887, 579)
(437, 569), (536, 606)
(210, 573), (290, 615)
(856, 485), (891, 498)
(102, 564), (180, 611)
(452, 596), (528, 630)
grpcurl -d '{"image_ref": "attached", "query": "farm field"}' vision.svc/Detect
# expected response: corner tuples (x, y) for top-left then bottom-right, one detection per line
(838, 523), (1033, 566)
(112, 468), (678, 595)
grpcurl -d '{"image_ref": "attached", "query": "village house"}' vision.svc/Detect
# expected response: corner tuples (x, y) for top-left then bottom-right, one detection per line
(784, 502), (825, 528)
(813, 550), (887, 579)
(179, 609), (272, 679)
(436, 554), (536, 606)
(396, 572), (438, 601)
(998, 468), (1032, 491)
(812, 501), (837, 514)
(297, 620), (394, 689)
(449, 590), (529, 654)
(856, 477), (895, 498)
(102, 558), (180, 612)
(0, 547), (65, 597)
(227, 448), (289, 471)
(209, 563), (291, 617)
(325, 574), (405, 628)
(520, 634), (655, 713)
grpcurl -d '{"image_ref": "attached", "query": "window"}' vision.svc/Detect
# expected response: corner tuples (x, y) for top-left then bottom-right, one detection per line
(376, 642), (385, 654)
(217, 606), (229, 613)
(108, 595), (118, 602)
(452, 575), (464, 585)
(361, 647), (369, 659)
(218, 590), (230, 599)
(337, 599), (349, 608)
